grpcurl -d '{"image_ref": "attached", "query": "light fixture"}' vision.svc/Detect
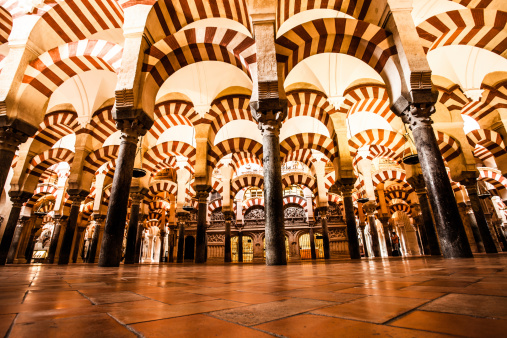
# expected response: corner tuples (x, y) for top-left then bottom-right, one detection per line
(132, 136), (147, 178)
(402, 124), (419, 165)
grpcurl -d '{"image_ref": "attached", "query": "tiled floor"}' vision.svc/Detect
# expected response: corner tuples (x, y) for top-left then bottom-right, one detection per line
(1, 255), (507, 337)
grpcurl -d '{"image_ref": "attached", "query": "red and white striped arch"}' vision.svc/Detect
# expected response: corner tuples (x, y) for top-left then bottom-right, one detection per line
(231, 174), (264, 196)
(0, 6), (11, 44)
(372, 169), (407, 186)
(342, 85), (395, 123)
(479, 168), (507, 191)
(436, 84), (469, 113)
(33, 111), (80, 148)
(283, 195), (308, 210)
(286, 90), (335, 136)
(147, 100), (198, 145)
(207, 94), (253, 143)
(450, 0), (494, 9)
(230, 151), (263, 172)
(390, 202), (411, 216)
(280, 133), (336, 163)
(348, 129), (405, 159)
(142, 27), (256, 98)
(146, 0), (251, 41)
(81, 201), (94, 219)
(276, 18), (398, 79)
(282, 149), (315, 169)
(89, 106), (117, 145)
(208, 198), (223, 215)
(143, 141), (196, 173)
(417, 9), (507, 57)
(243, 198), (264, 213)
(26, 148), (74, 178)
(83, 145), (119, 175)
(324, 172), (336, 191)
(25, 184), (58, 209)
(282, 172), (317, 193)
(208, 138), (263, 169)
(328, 193), (341, 204)
(277, 0), (372, 28)
(467, 129), (507, 159)
(354, 145), (402, 166)
(461, 83), (507, 122)
(148, 180), (178, 200)
(385, 188), (410, 203)
(435, 131), (462, 163)
(23, 40), (123, 98)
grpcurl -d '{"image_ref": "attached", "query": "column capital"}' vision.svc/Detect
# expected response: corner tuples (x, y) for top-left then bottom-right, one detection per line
(317, 206), (328, 220)
(362, 201), (377, 216)
(115, 119), (148, 145)
(130, 192), (145, 205)
(176, 211), (190, 223)
(250, 98), (287, 135)
(460, 177), (478, 194)
(395, 102), (436, 130)
(195, 189), (210, 203)
(0, 126), (30, 154)
(223, 210), (234, 221)
(68, 191), (88, 206)
(9, 191), (32, 207)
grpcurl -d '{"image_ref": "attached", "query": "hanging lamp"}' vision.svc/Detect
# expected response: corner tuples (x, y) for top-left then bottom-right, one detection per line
(132, 136), (147, 178)
(357, 190), (369, 204)
(402, 124), (419, 165)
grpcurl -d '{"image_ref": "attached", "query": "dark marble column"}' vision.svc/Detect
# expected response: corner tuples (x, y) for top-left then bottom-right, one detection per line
(317, 207), (331, 259)
(223, 211), (233, 263)
(134, 215), (145, 264)
(379, 215), (393, 256)
(462, 180), (497, 253)
(7, 219), (26, 264)
(363, 202), (381, 257)
(251, 99), (287, 266)
(493, 220), (507, 252)
(342, 185), (361, 259)
(237, 231), (243, 263)
(167, 224), (175, 263)
(0, 194), (30, 265)
(72, 226), (86, 263)
(176, 212), (187, 263)
(124, 193), (143, 264)
(58, 193), (86, 265)
(194, 190), (209, 264)
(25, 219), (42, 264)
(99, 120), (147, 267)
(309, 225), (316, 260)
(0, 126), (31, 195)
(46, 217), (62, 264)
(359, 222), (369, 257)
(159, 226), (167, 263)
(408, 177), (442, 256)
(413, 224), (425, 255)
(461, 202), (485, 253)
(398, 103), (472, 258)
(87, 215), (104, 264)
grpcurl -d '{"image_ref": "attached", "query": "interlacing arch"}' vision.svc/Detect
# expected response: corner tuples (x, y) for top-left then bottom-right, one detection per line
(26, 148), (74, 179)
(385, 187), (410, 203)
(450, 0), (494, 9)
(230, 152), (263, 172)
(436, 84), (470, 113)
(354, 145), (402, 166)
(142, 27), (256, 112)
(25, 184), (58, 209)
(147, 180), (178, 200)
(81, 202), (94, 219)
(390, 202), (411, 216)
(348, 129), (405, 159)
(0, 6), (12, 44)
(33, 111), (80, 148)
(285, 90), (335, 136)
(208, 198), (223, 216)
(341, 84), (395, 123)
(208, 138), (263, 169)
(22, 40), (123, 98)
(280, 133), (336, 163)
(478, 167), (507, 191)
(282, 149), (315, 169)
(282, 172), (317, 194)
(435, 131), (462, 162)
(461, 82), (507, 122)
(146, 100), (198, 145)
(243, 198), (264, 213)
(275, 18), (400, 95)
(143, 141), (196, 173)
(283, 195), (308, 211)
(231, 174), (264, 197)
(145, 0), (251, 42)
(277, 0), (372, 28)
(83, 145), (119, 175)
(206, 94), (254, 143)
(324, 172), (335, 191)
(467, 129), (507, 161)
(89, 106), (118, 145)
(416, 9), (507, 57)
(371, 169), (407, 186)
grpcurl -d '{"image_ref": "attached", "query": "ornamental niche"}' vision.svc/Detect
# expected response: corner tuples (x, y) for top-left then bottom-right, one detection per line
(244, 207), (265, 227)
(284, 206), (305, 219)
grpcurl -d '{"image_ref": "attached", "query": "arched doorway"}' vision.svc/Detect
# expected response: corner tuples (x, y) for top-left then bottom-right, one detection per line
(299, 233), (325, 259)
(231, 236), (253, 262)
(184, 236), (195, 260)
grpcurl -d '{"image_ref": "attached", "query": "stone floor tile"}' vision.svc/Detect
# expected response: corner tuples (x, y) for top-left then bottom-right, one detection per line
(140, 290), (218, 304)
(130, 314), (273, 337)
(82, 291), (148, 304)
(209, 298), (335, 326)
(338, 286), (444, 299)
(420, 293), (507, 319)
(0, 314), (16, 337)
(274, 289), (366, 303)
(390, 310), (507, 337)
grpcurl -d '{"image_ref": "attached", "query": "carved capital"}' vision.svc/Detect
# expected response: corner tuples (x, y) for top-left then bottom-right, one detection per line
(176, 211), (189, 223)
(362, 201), (377, 215)
(398, 103), (435, 129)
(0, 127), (29, 154)
(223, 211), (234, 222)
(195, 189), (210, 203)
(130, 192), (145, 205)
(250, 98), (287, 136)
(116, 119), (147, 145)
(9, 191), (32, 207)
(460, 177), (478, 195)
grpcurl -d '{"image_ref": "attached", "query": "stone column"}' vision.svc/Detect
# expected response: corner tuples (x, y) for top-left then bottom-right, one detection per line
(223, 211), (233, 263)
(462, 202), (485, 253)
(494, 220), (507, 252)
(167, 223), (175, 263)
(317, 207), (331, 259)
(124, 192), (143, 264)
(251, 100), (287, 266)
(6, 219), (26, 264)
(176, 212), (187, 263)
(58, 193), (86, 265)
(46, 217), (62, 264)
(408, 176), (442, 256)
(25, 218), (42, 264)
(134, 214), (146, 264)
(358, 203), (369, 257)
(87, 215), (104, 264)
(0, 127), (31, 195)
(308, 225), (317, 260)
(379, 215), (393, 256)
(362, 201), (381, 257)
(159, 224), (167, 263)
(99, 120), (147, 267)
(72, 226), (86, 263)
(342, 185), (361, 259)
(194, 190), (209, 263)
(462, 179), (497, 253)
(0, 194), (30, 265)
(398, 104), (472, 258)
(237, 230), (244, 263)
